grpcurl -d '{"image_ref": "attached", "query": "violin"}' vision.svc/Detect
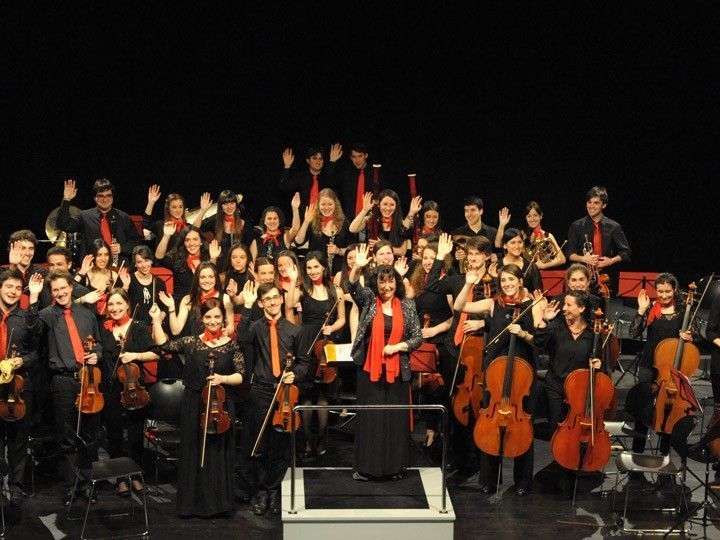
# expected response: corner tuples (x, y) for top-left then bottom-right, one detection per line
(0, 344), (26, 422)
(115, 331), (150, 411)
(200, 352), (231, 467)
(550, 309), (614, 472)
(474, 306), (534, 459)
(76, 335), (104, 415)
(416, 314), (444, 394)
(311, 306), (339, 384)
(251, 353), (299, 457)
(651, 283), (700, 435)
(272, 353), (300, 433)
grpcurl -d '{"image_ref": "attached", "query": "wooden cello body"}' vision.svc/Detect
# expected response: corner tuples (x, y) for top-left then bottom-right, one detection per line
(551, 310), (614, 472)
(474, 306), (533, 458)
(652, 283), (700, 435)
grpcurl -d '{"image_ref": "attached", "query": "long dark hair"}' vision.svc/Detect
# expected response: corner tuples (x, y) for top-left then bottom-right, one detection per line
(168, 225), (208, 272)
(188, 261), (221, 307)
(301, 251), (337, 305)
(214, 189), (245, 243)
(377, 189), (405, 247)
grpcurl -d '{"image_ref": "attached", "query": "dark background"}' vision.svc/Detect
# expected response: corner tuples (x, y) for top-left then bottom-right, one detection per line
(2, 4), (718, 285)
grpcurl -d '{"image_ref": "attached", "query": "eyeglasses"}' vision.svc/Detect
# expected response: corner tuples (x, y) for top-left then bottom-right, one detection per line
(261, 295), (282, 303)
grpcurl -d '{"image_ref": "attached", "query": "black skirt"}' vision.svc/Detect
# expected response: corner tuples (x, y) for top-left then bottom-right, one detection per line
(353, 367), (410, 477)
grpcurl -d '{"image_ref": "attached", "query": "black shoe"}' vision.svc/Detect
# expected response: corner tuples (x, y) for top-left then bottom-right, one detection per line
(63, 487), (79, 506)
(352, 471), (369, 481)
(480, 485), (497, 495)
(269, 490), (281, 515)
(251, 491), (269, 515)
(516, 486), (530, 497)
(9, 485), (24, 507)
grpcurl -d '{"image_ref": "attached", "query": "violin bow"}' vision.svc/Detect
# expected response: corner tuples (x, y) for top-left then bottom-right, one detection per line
(690, 272), (715, 326)
(200, 352), (216, 468)
(304, 298), (340, 357)
(251, 354), (294, 457)
(108, 304), (139, 387)
(485, 289), (549, 351)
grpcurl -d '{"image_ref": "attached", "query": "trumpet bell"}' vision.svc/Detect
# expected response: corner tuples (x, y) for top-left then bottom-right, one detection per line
(45, 205), (82, 247)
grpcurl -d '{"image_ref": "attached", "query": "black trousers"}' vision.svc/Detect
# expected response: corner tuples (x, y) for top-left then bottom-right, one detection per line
(627, 367), (670, 454)
(0, 387), (33, 488)
(103, 380), (149, 465)
(49, 374), (100, 485)
(236, 383), (291, 495)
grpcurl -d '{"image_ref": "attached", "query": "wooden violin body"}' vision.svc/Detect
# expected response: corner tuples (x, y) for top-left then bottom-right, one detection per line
(200, 382), (231, 435)
(117, 361), (150, 410)
(0, 374), (26, 422)
(272, 382), (300, 433)
(551, 368), (614, 471)
(314, 337), (336, 384)
(76, 365), (104, 414)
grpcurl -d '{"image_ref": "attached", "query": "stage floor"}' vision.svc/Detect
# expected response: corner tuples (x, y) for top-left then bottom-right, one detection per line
(6, 366), (720, 539)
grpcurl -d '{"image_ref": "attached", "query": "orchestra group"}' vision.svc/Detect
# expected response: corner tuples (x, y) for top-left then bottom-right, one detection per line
(2, 141), (719, 520)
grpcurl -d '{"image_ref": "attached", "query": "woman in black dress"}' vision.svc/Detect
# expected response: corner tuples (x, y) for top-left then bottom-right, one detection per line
(497, 228), (543, 294)
(142, 185), (204, 251)
(150, 297), (244, 517)
(405, 241), (453, 446)
(625, 272), (697, 456)
(100, 288), (160, 495)
(201, 189), (252, 260)
(286, 251), (346, 458)
(454, 264), (537, 495)
(249, 194), (301, 262)
(126, 245), (167, 326)
(348, 243), (422, 480)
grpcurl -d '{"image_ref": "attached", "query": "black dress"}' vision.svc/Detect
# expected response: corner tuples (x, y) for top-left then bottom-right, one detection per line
(160, 336), (244, 517)
(298, 294), (339, 399)
(127, 273), (167, 326)
(354, 314), (410, 478)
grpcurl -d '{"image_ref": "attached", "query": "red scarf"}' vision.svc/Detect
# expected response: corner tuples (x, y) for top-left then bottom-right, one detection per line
(200, 289), (218, 304)
(311, 277), (324, 286)
(223, 215), (236, 230)
(647, 299), (673, 325)
(321, 215), (334, 228)
(103, 314), (130, 331)
(421, 225), (436, 235)
(531, 226), (544, 240)
(279, 276), (292, 289)
(187, 253), (201, 272)
(96, 291), (109, 316)
(499, 294), (524, 307)
(381, 216), (393, 229)
(202, 328), (224, 344)
(171, 219), (187, 233)
(261, 229), (282, 246)
(364, 297), (404, 383)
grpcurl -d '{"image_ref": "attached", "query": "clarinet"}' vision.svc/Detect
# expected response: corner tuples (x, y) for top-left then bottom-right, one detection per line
(327, 231), (336, 275)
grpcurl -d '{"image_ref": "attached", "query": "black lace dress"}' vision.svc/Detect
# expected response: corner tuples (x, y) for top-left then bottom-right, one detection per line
(160, 336), (244, 517)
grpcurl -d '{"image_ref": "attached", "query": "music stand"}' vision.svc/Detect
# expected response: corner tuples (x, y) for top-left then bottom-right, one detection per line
(540, 270), (565, 297)
(664, 419), (720, 538)
(617, 271), (660, 299)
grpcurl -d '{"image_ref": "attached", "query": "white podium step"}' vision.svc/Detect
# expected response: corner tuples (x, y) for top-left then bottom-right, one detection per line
(282, 467), (455, 540)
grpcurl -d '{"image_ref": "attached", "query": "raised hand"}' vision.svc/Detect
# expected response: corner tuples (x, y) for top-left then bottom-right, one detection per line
(148, 184), (162, 205)
(329, 143), (343, 162)
(7, 242), (22, 266)
(355, 244), (370, 268)
(118, 267), (131, 288)
(157, 291), (175, 311)
(408, 195), (422, 216)
(361, 191), (374, 213)
(209, 239), (221, 261)
(286, 264), (299, 282)
(637, 289), (650, 314)
(77, 290), (102, 305)
(437, 233), (453, 259)
(282, 148), (295, 168)
(163, 221), (176, 236)
(394, 256), (409, 277)
(63, 179), (77, 201)
(199, 192), (213, 212)
(304, 204), (316, 223)
(247, 261), (257, 281)
(28, 272), (44, 297)
(291, 192), (301, 209)
(543, 299), (561, 321)
(242, 280), (258, 307)
(226, 278), (238, 297)
(465, 271), (480, 285)
(78, 254), (94, 276)
(498, 207), (511, 227)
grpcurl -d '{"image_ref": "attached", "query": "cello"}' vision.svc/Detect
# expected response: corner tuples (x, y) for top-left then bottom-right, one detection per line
(652, 282), (701, 435)
(474, 306), (534, 464)
(200, 352), (231, 467)
(0, 343), (26, 422)
(550, 309), (614, 472)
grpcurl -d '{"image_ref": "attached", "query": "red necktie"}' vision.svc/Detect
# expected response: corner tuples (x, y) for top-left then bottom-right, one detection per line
(64, 308), (86, 364)
(100, 213), (113, 246)
(355, 169), (365, 216)
(268, 319), (281, 377)
(0, 311), (10, 359)
(593, 222), (602, 257)
(309, 175), (319, 206)
(453, 283), (475, 346)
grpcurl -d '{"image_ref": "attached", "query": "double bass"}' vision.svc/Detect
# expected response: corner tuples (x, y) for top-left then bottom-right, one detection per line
(652, 283), (700, 435)
(474, 306), (534, 463)
(200, 352), (231, 467)
(550, 309), (614, 472)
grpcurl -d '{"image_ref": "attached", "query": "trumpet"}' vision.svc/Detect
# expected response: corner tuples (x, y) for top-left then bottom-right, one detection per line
(583, 234), (600, 284)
